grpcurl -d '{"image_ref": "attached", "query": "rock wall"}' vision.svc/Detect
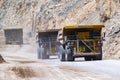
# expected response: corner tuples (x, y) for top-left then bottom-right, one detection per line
(97, 0), (120, 59)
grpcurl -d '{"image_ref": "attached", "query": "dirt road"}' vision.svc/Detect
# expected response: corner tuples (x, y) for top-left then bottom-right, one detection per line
(0, 47), (120, 80)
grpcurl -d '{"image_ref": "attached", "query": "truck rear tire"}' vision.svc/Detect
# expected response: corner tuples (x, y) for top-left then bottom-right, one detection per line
(60, 53), (66, 61)
(66, 54), (74, 61)
(37, 47), (41, 59)
(96, 41), (102, 60)
(85, 57), (91, 61)
(94, 46), (102, 60)
(66, 48), (74, 61)
(96, 53), (102, 60)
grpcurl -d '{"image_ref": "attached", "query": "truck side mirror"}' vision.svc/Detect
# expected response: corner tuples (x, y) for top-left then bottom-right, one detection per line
(98, 40), (103, 46)
(64, 36), (67, 41)
(102, 32), (106, 41)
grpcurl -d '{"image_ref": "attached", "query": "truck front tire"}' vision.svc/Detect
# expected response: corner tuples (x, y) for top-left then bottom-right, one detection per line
(38, 47), (49, 59)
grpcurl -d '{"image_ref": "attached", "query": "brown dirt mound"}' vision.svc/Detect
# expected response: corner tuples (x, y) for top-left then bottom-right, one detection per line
(10, 66), (36, 78)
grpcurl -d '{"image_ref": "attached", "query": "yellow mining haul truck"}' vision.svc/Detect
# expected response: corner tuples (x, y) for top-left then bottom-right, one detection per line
(57, 24), (104, 61)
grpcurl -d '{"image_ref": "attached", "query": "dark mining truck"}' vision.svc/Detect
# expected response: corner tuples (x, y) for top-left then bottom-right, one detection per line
(4, 28), (23, 45)
(57, 24), (104, 61)
(37, 30), (60, 59)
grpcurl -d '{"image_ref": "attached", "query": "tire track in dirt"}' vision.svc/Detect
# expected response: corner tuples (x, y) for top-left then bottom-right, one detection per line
(33, 65), (113, 80)
(58, 66), (113, 80)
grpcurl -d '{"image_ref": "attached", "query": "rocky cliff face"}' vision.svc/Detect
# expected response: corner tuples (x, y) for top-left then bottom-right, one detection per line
(99, 0), (120, 59)
(0, 0), (120, 59)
